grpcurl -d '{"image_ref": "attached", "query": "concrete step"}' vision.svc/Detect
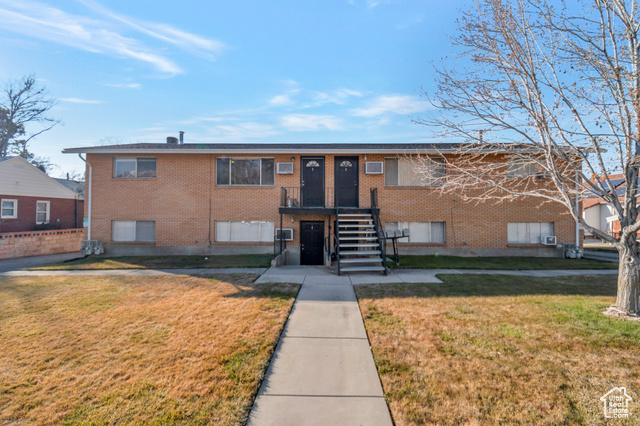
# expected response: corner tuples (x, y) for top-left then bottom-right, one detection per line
(339, 236), (378, 241)
(340, 265), (387, 273)
(340, 243), (379, 248)
(339, 250), (381, 256)
(339, 258), (383, 264)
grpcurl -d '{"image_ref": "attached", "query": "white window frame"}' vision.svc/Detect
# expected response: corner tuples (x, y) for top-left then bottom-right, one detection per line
(1, 199), (17, 219)
(507, 222), (554, 244)
(112, 220), (156, 242)
(216, 157), (275, 186)
(215, 221), (275, 242)
(114, 157), (156, 178)
(385, 157), (445, 187)
(35, 201), (50, 224)
(385, 221), (446, 243)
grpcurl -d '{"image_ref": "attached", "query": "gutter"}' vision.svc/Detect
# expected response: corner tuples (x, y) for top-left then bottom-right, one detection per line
(78, 154), (92, 240)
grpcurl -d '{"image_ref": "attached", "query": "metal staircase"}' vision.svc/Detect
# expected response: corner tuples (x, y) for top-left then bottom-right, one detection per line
(335, 189), (387, 275)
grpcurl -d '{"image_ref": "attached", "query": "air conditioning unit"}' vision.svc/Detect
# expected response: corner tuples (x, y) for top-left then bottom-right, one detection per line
(276, 228), (294, 241)
(277, 162), (294, 174)
(365, 161), (384, 174)
(540, 236), (557, 245)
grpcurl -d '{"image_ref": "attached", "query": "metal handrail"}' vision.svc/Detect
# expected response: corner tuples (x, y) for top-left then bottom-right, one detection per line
(370, 188), (387, 274)
(280, 186), (335, 208)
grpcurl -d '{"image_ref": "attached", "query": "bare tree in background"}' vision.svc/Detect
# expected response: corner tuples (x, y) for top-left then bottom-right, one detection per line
(0, 75), (59, 171)
(414, 0), (640, 317)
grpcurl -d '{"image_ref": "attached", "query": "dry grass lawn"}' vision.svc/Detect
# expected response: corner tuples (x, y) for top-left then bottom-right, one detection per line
(356, 275), (640, 425)
(0, 274), (298, 425)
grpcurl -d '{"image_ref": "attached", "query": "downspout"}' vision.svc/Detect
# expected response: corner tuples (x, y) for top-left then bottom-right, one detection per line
(78, 154), (92, 241)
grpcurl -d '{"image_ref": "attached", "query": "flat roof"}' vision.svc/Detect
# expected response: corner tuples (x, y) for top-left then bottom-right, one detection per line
(62, 142), (544, 155)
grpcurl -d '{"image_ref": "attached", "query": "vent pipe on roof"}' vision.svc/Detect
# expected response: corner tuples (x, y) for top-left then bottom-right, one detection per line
(167, 136), (178, 144)
(478, 130), (484, 143)
(179, 131), (184, 144)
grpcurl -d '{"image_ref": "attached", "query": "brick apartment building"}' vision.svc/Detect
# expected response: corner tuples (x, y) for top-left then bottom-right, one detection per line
(64, 142), (578, 272)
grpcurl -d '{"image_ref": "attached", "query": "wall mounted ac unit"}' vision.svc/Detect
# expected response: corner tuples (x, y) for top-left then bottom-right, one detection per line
(276, 228), (294, 241)
(365, 161), (384, 174)
(277, 162), (294, 174)
(540, 236), (557, 245)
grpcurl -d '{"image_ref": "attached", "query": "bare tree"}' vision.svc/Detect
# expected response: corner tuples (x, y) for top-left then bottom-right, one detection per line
(0, 75), (59, 158)
(415, 0), (640, 317)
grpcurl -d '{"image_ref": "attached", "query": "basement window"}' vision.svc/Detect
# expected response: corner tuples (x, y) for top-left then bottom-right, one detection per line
(215, 221), (274, 242)
(507, 222), (554, 244)
(386, 221), (446, 243)
(114, 158), (156, 178)
(112, 220), (156, 242)
(1, 199), (17, 219)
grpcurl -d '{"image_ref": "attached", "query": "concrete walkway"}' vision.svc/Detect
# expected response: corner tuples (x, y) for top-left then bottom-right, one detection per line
(0, 252), (83, 273)
(247, 280), (393, 426)
(254, 265), (618, 285)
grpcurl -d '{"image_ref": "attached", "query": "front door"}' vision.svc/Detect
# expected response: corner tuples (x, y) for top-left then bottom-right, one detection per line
(302, 158), (325, 207)
(300, 221), (325, 265)
(335, 156), (359, 207)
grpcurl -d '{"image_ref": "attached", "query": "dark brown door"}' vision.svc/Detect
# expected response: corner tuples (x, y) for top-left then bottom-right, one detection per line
(300, 221), (324, 265)
(302, 158), (325, 207)
(335, 156), (359, 207)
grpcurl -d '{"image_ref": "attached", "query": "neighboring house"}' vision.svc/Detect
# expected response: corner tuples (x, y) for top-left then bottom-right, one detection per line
(582, 174), (631, 239)
(63, 142), (579, 270)
(0, 157), (85, 233)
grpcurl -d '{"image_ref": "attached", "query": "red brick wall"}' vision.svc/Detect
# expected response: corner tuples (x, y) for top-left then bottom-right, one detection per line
(0, 195), (83, 233)
(0, 228), (84, 260)
(85, 153), (579, 252)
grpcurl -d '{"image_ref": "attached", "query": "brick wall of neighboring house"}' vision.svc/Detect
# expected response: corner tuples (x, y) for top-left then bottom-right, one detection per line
(85, 153), (580, 257)
(0, 195), (84, 233)
(0, 228), (84, 259)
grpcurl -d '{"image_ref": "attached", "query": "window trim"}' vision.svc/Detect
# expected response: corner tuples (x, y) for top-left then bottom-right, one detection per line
(35, 200), (50, 225)
(113, 157), (157, 179)
(1, 199), (17, 219)
(384, 157), (445, 187)
(216, 157), (275, 187)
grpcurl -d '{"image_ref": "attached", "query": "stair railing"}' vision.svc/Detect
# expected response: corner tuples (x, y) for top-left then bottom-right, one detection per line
(370, 188), (387, 274)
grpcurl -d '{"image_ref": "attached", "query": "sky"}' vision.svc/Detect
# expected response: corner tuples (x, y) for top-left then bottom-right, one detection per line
(0, 0), (466, 178)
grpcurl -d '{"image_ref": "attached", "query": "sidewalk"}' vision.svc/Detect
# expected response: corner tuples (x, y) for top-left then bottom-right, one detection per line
(247, 280), (393, 426)
(0, 252), (83, 273)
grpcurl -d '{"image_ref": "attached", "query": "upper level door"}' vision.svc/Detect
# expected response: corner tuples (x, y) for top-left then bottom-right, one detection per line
(301, 158), (325, 207)
(335, 156), (359, 207)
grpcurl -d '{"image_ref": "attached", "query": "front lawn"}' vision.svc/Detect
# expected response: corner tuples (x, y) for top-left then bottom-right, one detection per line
(0, 274), (298, 424)
(30, 254), (274, 270)
(389, 255), (618, 269)
(356, 275), (639, 425)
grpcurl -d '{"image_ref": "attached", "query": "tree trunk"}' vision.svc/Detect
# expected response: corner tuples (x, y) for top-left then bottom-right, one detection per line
(615, 240), (640, 316)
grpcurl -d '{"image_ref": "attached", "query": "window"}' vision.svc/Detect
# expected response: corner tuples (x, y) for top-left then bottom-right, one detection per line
(36, 201), (50, 224)
(385, 158), (445, 186)
(386, 221), (446, 243)
(215, 221), (274, 242)
(1, 199), (17, 219)
(114, 158), (156, 178)
(507, 158), (540, 178)
(112, 220), (156, 242)
(216, 158), (274, 186)
(339, 160), (353, 168)
(507, 222), (554, 244)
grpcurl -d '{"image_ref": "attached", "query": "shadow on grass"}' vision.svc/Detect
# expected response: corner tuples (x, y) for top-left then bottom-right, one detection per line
(356, 274), (619, 299)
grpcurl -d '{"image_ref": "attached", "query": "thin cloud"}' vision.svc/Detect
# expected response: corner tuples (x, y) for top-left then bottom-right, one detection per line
(281, 114), (344, 132)
(351, 94), (427, 117)
(106, 83), (141, 89)
(60, 97), (102, 104)
(270, 94), (293, 106)
(0, 0), (225, 74)
(206, 122), (279, 140)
